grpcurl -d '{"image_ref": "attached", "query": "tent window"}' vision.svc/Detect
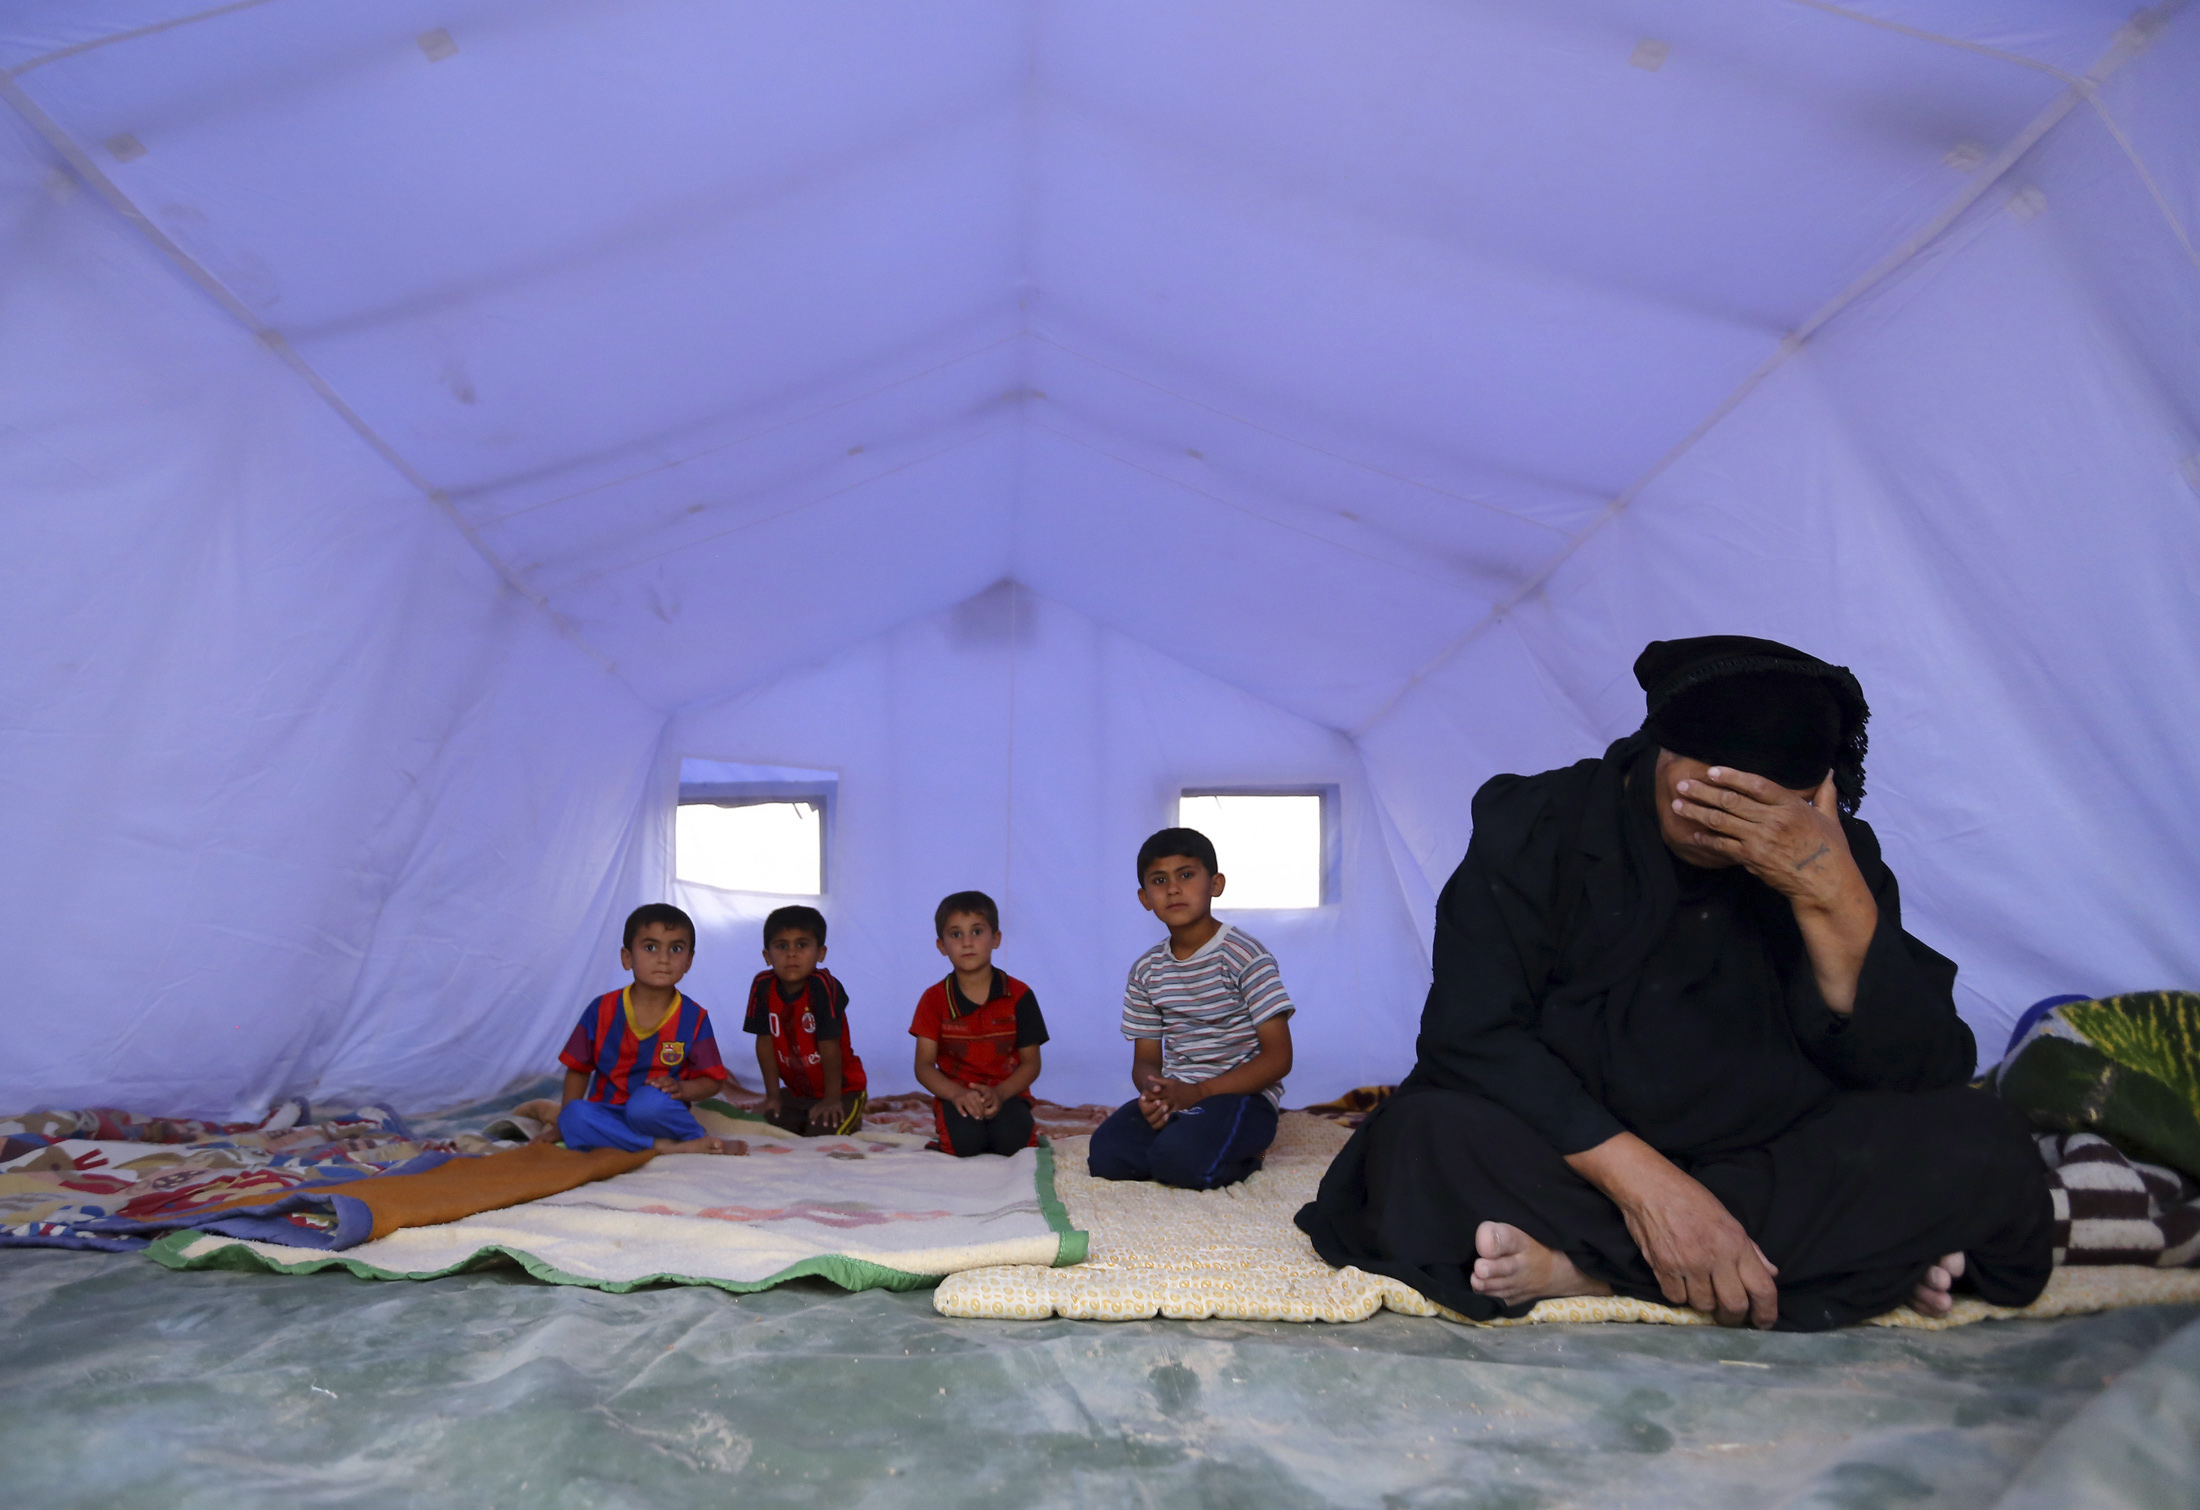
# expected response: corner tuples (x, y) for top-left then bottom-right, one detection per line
(675, 760), (836, 896)
(1177, 789), (1336, 909)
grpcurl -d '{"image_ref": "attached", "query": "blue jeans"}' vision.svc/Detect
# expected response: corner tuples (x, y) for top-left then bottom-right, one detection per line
(559, 1085), (707, 1151)
(1088, 1094), (1278, 1190)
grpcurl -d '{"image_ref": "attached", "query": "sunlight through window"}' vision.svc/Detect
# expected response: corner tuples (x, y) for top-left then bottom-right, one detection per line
(1178, 792), (1325, 909)
(675, 800), (823, 895)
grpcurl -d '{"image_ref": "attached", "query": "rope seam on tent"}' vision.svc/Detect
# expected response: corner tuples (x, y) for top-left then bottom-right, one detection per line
(477, 333), (1021, 526)
(1779, 0), (2076, 80)
(1347, 7), (2178, 742)
(1028, 419), (1498, 594)
(1032, 334), (1580, 538)
(0, 72), (629, 685)
(548, 427), (1013, 592)
(2083, 97), (2200, 279)
(4, 0), (284, 78)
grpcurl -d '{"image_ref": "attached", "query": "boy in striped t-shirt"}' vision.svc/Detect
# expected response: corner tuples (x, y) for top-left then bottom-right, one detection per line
(1089, 827), (1297, 1191)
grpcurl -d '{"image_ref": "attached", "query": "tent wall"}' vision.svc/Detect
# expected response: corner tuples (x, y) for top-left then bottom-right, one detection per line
(1362, 66), (2200, 1055)
(668, 585), (1428, 1106)
(0, 119), (663, 1119)
(3, 4), (2195, 1117)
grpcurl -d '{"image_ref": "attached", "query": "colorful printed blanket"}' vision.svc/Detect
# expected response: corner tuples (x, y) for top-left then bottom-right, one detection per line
(150, 1108), (1085, 1295)
(0, 1099), (508, 1251)
(1984, 991), (2200, 1181)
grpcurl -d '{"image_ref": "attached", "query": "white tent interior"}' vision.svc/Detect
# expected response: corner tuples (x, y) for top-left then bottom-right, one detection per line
(3, 1), (2195, 1121)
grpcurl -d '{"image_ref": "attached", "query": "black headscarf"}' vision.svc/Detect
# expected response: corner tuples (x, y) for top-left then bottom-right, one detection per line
(1635, 635), (1870, 815)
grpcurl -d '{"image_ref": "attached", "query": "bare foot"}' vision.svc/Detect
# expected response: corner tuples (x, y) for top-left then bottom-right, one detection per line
(652, 1136), (748, 1156)
(1910, 1252), (1965, 1316)
(1470, 1221), (1614, 1305)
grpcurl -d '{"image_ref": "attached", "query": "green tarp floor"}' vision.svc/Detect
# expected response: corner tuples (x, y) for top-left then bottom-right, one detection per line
(4, 1246), (2196, 1509)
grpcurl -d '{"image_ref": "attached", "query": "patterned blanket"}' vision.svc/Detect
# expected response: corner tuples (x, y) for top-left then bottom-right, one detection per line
(0, 1083), (1107, 1263)
(0, 1100), (488, 1251)
(0, 1088), (615, 1251)
(150, 1110), (1085, 1295)
(1984, 991), (2200, 1180)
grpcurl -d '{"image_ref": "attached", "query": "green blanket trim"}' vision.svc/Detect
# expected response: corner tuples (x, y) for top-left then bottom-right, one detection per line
(141, 1130), (1089, 1288)
(143, 1227), (943, 1294)
(1036, 1138), (1089, 1266)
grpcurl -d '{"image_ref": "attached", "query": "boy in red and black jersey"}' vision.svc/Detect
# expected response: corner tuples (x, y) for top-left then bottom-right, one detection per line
(743, 905), (869, 1136)
(910, 891), (1048, 1157)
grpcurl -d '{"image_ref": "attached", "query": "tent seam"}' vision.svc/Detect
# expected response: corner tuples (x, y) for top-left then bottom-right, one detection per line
(1030, 334), (1583, 537)
(1347, 4), (2181, 742)
(1778, 0), (2077, 80)
(0, 73), (637, 691)
(477, 333), (1023, 528)
(2082, 95), (2200, 281)
(1027, 418), (1500, 593)
(545, 425), (1014, 593)
(3, 0), (283, 78)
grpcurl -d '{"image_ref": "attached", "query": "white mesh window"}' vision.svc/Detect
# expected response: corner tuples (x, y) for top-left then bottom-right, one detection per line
(675, 801), (822, 895)
(675, 759), (835, 896)
(1177, 791), (1331, 909)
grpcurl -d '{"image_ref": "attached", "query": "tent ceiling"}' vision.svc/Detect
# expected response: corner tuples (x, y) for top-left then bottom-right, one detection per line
(0, 0), (2160, 719)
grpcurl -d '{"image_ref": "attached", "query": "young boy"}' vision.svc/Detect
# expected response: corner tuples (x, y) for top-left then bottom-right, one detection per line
(909, 891), (1049, 1157)
(549, 904), (742, 1154)
(743, 905), (869, 1135)
(1089, 828), (1296, 1190)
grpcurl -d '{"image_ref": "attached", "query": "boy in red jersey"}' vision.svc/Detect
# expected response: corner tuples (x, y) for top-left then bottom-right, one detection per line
(547, 904), (743, 1155)
(910, 891), (1049, 1157)
(744, 905), (869, 1135)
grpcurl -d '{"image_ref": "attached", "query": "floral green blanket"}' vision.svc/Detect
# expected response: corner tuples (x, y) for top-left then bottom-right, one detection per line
(1984, 990), (2200, 1180)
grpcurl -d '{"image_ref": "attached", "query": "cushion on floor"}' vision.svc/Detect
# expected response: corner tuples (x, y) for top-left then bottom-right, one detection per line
(933, 1113), (2200, 1328)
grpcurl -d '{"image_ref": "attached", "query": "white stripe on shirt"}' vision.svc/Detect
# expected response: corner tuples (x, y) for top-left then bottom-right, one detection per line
(1121, 923), (1295, 1105)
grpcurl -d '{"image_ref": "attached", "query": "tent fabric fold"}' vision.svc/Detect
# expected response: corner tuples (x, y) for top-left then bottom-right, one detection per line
(1, 1), (2195, 1117)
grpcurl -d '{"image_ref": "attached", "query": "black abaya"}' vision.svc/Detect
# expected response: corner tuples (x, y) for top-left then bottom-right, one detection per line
(1295, 736), (2053, 1330)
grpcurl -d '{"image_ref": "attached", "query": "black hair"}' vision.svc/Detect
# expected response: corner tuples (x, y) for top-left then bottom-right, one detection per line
(623, 903), (696, 951)
(1136, 827), (1218, 880)
(934, 890), (1000, 937)
(763, 904), (828, 948)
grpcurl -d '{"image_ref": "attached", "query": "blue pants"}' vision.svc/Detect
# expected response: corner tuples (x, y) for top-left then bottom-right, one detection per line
(1088, 1094), (1278, 1190)
(559, 1085), (707, 1151)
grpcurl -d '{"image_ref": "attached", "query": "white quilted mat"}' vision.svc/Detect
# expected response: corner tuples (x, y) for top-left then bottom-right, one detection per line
(934, 1113), (2200, 1328)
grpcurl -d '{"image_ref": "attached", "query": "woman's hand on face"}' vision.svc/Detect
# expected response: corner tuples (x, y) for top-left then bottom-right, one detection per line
(1670, 769), (1859, 908)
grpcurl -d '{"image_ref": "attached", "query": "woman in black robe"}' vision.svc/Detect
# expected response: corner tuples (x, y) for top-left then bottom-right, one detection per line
(1297, 637), (2053, 1331)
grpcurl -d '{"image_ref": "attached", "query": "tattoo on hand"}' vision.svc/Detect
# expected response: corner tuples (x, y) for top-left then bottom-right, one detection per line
(1793, 842), (1831, 872)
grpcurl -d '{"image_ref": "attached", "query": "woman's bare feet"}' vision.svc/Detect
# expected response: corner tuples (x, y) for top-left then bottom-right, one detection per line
(1910, 1252), (1965, 1316)
(1470, 1221), (1614, 1305)
(653, 1136), (747, 1156)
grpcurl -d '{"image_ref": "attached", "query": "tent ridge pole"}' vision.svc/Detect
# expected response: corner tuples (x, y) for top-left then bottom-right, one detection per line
(3, 0), (283, 79)
(1779, 0), (2077, 80)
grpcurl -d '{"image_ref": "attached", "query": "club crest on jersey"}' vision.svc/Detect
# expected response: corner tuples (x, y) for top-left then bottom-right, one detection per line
(658, 1041), (686, 1068)
(801, 1012), (816, 1032)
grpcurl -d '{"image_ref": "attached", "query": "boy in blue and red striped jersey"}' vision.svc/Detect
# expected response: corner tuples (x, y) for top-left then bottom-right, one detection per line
(910, 891), (1048, 1157)
(1089, 828), (1296, 1191)
(744, 905), (870, 1136)
(546, 904), (744, 1155)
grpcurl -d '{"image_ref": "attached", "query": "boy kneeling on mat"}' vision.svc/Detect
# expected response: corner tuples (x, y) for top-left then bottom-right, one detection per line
(745, 905), (870, 1135)
(1090, 828), (1296, 1190)
(546, 904), (744, 1154)
(910, 891), (1049, 1156)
